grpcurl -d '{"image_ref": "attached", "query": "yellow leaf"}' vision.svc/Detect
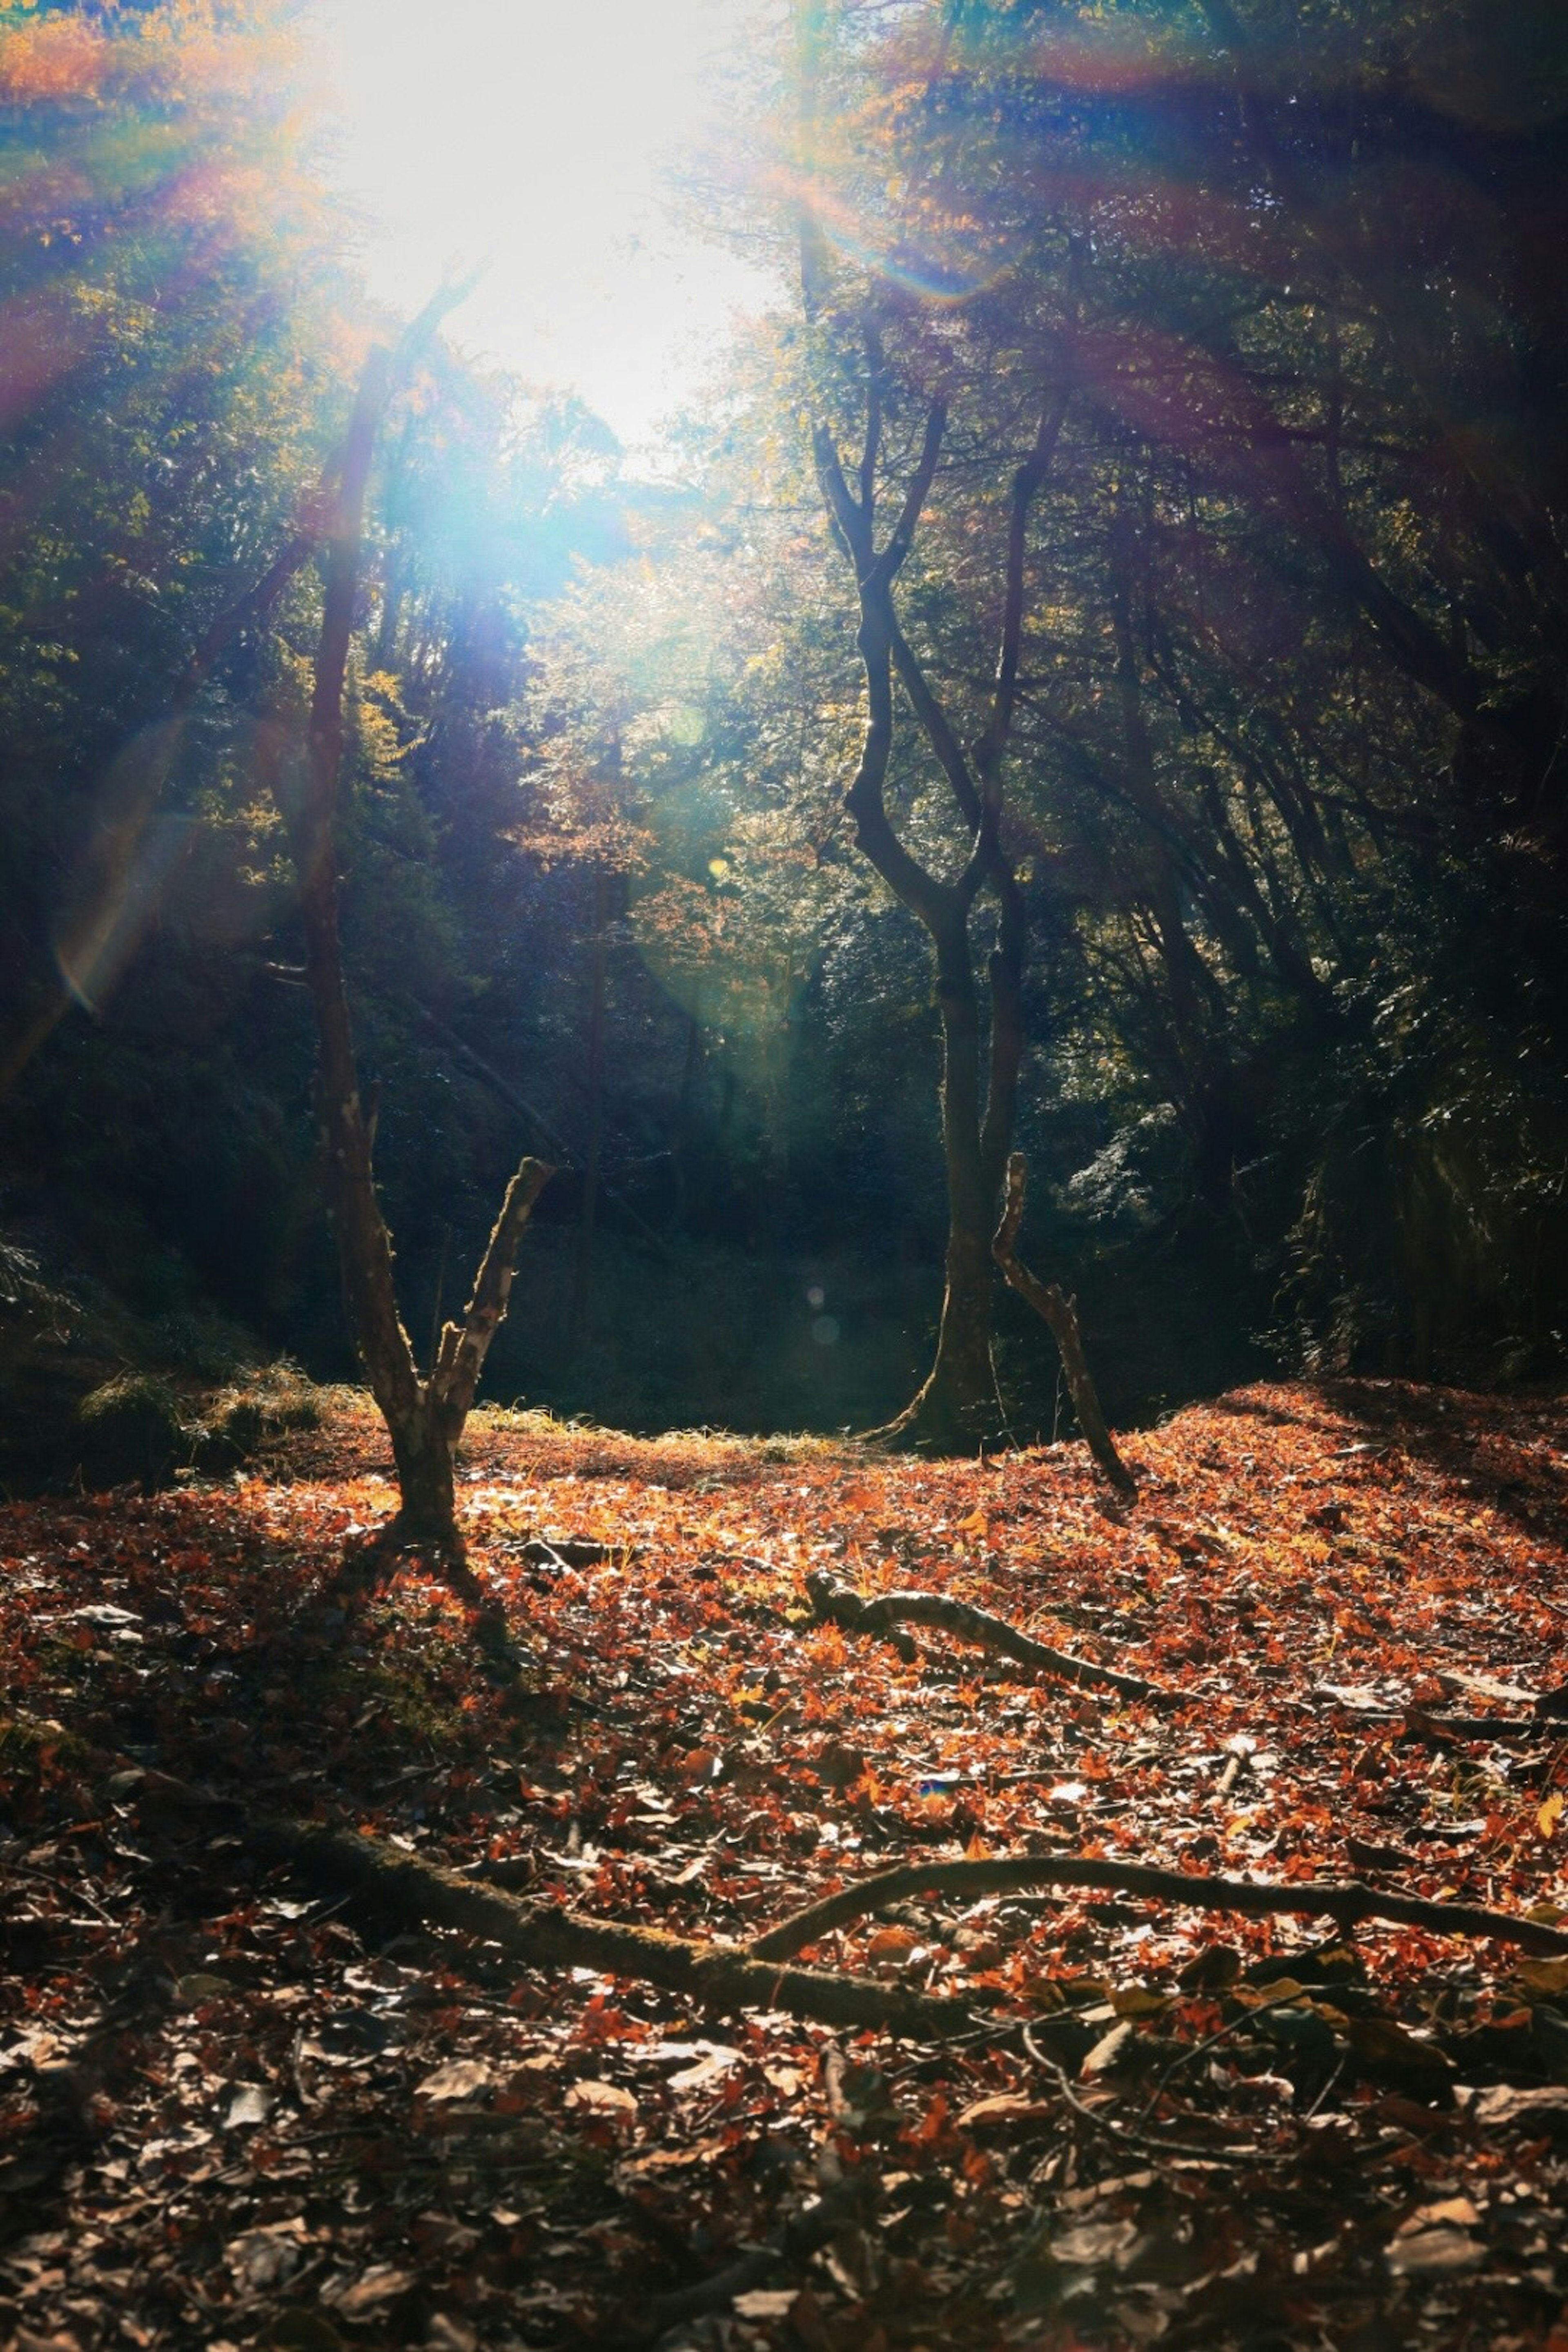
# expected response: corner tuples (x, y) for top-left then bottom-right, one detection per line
(956, 1508), (989, 1538)
(1516, 1955), (1568, 1997)
(1539, 1792), (1564, 1840)
(1111, 1984), (1172, 2018)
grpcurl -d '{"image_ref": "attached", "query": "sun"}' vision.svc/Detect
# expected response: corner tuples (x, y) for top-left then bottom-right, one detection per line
(310, 0), (777, 447)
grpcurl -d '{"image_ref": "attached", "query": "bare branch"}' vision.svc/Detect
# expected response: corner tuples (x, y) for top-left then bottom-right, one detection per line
(974, 385), (1070, 799)
(993, 1153), (1136, 1495)
(430, 1156), (555, 1425)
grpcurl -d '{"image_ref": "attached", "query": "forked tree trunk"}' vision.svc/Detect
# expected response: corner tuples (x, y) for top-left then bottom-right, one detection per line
(277, 348), (553, 1558)
(800, 299), (1065, 1448)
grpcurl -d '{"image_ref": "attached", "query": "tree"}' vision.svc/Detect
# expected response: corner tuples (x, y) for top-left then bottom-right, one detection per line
(759, 0), (1568, 1396)
(278, 339), (552, 1560)
(789, 4), (1093, 1446)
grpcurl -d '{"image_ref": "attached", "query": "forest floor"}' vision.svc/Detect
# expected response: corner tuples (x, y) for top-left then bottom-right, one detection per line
(2, 1379), (1568, 2352)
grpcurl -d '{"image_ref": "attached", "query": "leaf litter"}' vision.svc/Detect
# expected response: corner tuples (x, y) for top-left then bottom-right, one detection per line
(0, 1378), (1566, 2349)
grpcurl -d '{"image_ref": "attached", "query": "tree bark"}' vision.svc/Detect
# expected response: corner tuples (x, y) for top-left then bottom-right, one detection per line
(804, 1568), (1155, 1698)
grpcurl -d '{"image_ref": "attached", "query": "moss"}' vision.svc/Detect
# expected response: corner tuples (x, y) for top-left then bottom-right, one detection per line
(77, 1370), (195, 1490)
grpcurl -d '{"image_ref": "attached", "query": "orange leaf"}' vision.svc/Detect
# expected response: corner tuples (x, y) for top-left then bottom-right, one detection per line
(866, 1926), (919, 1961)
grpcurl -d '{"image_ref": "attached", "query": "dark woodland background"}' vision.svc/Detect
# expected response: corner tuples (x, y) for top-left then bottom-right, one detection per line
(3, 0), (1567, 1481)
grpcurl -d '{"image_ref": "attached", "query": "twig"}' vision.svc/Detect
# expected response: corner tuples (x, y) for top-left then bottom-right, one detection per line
(1135, 1982), (1301, 2127)
(1021, 2025), (1259, 2169)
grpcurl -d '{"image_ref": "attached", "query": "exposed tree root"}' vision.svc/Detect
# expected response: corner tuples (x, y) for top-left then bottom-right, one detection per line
(748, 1854), (1568, 1963)
(127, 1776), (1568, 2069)
(804, 1568), (1158, 1703)
(136, 1792), (976, 2038)
(857, 1379), (1010, 1457)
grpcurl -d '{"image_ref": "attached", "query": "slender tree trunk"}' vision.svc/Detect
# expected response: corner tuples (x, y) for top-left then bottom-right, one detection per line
(884, 906), (1004, 1446)
(571, 862), (610, 1343)
(275, 348), (553, 1561)
(795, 12), (1071, 1450)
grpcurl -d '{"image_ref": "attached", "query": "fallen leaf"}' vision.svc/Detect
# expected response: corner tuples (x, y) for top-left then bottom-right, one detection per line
(416, 2059), (494, 2103)
(1517, 1956), (1568, 1998)
(223, 2083), (272, 2129)
(326, 2266), (417, 2316)
(865, 1925), (920, 1962)
(1472, 2085), (1568, 2134)
(1403, 2195), (1481, 2230)
(668, 2051), (741, 2094)
(1386, 2227), (1481, 2277)
(566, 2078), (638, 2119)
(1052, 2218), (1141, 2268)
(227, 2220), (308, 2292)
(175, 1972), (231, 2002)
(732, 2290), (799, 2319)
(1080, 2020), (1135, 2078)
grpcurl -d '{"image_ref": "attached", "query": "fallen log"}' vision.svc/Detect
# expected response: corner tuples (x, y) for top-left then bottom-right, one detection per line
(804, 1568), (1158, 1703)
(749, 1854), (1568, 1964)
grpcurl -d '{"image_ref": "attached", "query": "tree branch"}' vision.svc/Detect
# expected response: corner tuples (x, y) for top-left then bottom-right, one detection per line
(993, 1152), (1136, 1494)
(429, 1156), (555, 1426)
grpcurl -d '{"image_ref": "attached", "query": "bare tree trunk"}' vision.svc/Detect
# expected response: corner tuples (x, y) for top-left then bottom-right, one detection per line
(571, 862), (610, 1344)
(888, 904), (1005, 1446)
(275, 348), (553, 1560)
(803, 366), (1066, 1448)
(992, 1153), (1136, 1496)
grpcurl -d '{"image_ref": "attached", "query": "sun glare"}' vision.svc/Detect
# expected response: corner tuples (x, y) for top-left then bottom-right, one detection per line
(312, 0), (777, 447)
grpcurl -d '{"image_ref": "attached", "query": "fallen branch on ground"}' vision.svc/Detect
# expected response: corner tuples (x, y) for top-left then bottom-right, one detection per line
(804, 1568), (1158, 1703)
(1314, 1705), (1564, 1744)
(126, 1775), (1568, 2060)
(748, 1853), (1568, 1963)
